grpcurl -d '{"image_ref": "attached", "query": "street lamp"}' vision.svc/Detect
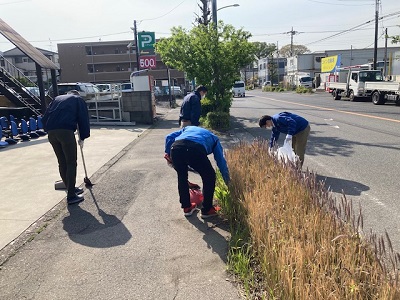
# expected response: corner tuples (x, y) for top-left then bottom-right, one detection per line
(212, 0), (239, 27)
(217, 4), (240, 12)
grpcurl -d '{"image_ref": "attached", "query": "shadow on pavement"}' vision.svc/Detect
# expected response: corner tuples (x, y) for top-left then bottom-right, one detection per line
(62, 190), (132, 248)
(315, 174), (369, 196)
(186, 212), (230, 263)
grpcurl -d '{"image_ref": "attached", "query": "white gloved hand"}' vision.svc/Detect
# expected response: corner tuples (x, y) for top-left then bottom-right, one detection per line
(78, 139), (84, 148)
(285, 134), (292, 144)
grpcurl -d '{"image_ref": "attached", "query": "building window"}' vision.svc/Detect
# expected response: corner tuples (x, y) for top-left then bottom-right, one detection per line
(116, 65), (121, 71)
(15, 57), (22, 63)
(85, 46), (92, 55)
(23, 57), (28, 63)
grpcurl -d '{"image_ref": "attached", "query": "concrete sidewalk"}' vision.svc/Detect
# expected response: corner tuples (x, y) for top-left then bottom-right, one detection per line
(0, 106), (172, 251)
(0, 101), (254, 299)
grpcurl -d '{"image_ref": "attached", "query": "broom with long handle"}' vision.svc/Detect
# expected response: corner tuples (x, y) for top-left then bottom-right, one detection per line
(79, 142), (94, 187)
(77, 127), (94, 187)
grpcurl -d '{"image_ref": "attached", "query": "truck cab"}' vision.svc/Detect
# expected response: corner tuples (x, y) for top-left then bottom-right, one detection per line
(298, 76), (313, 88)
(328, 69), (384, 101)
(349, 70), (383, 100)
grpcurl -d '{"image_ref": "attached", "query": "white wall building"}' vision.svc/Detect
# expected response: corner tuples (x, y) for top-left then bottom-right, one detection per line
(258, 57), (287, 85)
(285, 53), (326, 87)
(2, 47), (59, 87)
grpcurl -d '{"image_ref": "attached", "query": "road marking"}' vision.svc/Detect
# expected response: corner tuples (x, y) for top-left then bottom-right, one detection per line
(255, 94), (400, 123)
(324, 118), (340, 128)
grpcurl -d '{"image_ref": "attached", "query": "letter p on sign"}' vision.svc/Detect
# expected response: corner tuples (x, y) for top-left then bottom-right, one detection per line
(138, 32), (155, 51)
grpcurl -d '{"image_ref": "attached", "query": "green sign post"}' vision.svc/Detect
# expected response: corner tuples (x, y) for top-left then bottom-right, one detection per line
(138, 32), (155, 52)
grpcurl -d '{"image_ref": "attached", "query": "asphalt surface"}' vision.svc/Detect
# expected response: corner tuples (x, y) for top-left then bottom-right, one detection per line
(230, 89), (400, 252)
(0, 101), (247, 300)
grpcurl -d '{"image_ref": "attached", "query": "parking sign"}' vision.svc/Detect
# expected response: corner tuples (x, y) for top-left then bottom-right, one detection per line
(138, 32), (155, 51)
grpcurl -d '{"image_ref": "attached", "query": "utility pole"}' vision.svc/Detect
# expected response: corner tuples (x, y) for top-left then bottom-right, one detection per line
(287, 27), (298, 56)
(384, 27), (388, 77)
(373, 0), (380, 70)
(276, 41), (279, 83)
(212, 0), (217, 28)
(133, 20), (140, 71)
(350, 45), (353, 63)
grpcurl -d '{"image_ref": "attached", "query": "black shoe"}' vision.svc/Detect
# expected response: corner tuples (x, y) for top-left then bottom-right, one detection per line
(67, 194), (84, 205)
(75, 187), (84, 195)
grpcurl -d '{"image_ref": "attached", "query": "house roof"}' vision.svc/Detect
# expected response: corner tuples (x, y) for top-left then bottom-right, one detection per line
(3, 47), (58, 57)
(0, 18), (59, 69)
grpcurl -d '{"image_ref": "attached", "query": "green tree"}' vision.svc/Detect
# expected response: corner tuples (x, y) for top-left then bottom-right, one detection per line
(391, 35), (400, 44)
(253, 41), (276, 60)
(279, 44), (310, 57)
(267, 55), (278, 84)
(155, 22), (256, 113)
(17, 77), (35, 87)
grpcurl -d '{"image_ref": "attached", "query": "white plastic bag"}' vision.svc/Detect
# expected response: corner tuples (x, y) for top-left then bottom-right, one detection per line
(277, 140), (297, 163)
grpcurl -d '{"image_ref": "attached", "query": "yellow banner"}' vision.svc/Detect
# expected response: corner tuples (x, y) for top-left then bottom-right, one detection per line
(321, 55), (340, 72)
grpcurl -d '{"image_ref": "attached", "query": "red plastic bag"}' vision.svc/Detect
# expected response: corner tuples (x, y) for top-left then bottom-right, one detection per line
(190, 188), (204, 206)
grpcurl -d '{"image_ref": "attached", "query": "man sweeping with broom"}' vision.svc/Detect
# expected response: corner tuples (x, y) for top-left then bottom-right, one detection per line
(42, 90), (90, 205)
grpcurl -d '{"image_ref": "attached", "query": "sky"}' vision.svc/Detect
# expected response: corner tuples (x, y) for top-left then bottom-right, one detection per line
(0, 0), (399, 54)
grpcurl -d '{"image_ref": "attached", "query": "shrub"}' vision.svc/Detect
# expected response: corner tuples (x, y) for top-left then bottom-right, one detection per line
(204, 111), (230, 130)
(200, 97), (214, 118)
(296, 86), (314, 94)
(262, 86), (286, 93)
(217, 140), (400, 299)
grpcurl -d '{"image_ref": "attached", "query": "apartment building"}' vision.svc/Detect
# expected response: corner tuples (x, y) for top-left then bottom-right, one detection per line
(258, 57), (287, 85)
(2, 47), (59, 86)
(57, 40), (185, 87)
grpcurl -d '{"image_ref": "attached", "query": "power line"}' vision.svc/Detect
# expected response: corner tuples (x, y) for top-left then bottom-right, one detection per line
(137, 0), (187, 22)
(0, 0), (31, 5)
(304, 10), (400, 46)
(305, 0), (374, 6)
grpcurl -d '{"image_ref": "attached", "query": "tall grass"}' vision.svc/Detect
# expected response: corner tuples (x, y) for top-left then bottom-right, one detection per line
(216, 140), (400, 299)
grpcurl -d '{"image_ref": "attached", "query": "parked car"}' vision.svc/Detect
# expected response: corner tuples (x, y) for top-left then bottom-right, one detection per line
(154, 86), (162, 97)
(170, 86), (182, 97)
(48, 82), (99, 101)
(120, 82), (133, 92)
(95, 83), (119, 100)
(262, 81), (272, 87)
(96, 83), (112, 92)
(163, 86), (182, 97)
(24, 86), (40, 97)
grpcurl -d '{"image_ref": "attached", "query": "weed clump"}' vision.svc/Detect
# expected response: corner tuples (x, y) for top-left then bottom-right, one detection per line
(216, 140), (400, 299)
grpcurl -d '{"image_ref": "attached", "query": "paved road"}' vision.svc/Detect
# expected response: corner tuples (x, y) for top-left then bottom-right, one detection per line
(231, 89), (400, 252)
(0, 103), (243, 300)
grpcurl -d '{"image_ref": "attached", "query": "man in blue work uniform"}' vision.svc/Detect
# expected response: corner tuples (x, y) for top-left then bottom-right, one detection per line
(259, 112), (311, 166)
(164, 126), (230, 218)
(179, 85), (207, 127)
(42, 90), (90, 204)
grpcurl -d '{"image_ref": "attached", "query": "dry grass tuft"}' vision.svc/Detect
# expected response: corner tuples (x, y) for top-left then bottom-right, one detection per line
(217, 140), (400, 299)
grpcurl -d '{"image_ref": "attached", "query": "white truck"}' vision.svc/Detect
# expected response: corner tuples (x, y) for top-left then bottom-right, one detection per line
(326, 69), (400, 105)
(295, 73), (313, 88)
(232, 80), (245, 97)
